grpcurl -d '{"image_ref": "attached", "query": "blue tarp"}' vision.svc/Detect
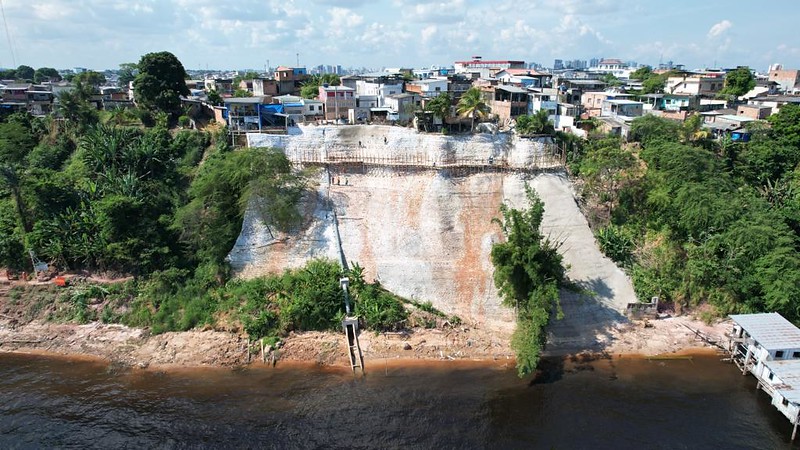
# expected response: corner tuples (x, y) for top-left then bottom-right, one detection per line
(260, 104), (284, 114)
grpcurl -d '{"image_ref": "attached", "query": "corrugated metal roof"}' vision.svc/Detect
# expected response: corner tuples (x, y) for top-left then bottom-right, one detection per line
(730, 313), (800, 351)
(764, 360), (800, 403)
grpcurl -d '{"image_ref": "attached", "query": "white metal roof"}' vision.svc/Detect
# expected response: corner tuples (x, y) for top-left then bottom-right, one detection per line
(730, 313), (800, 351)
(763, 360), (800, 403)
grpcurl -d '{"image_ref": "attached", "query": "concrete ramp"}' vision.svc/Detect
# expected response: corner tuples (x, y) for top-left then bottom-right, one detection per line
(527, 173), (636, 354)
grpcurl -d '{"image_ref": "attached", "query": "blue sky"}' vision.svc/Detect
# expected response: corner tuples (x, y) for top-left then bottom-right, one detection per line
(1, 0), (799, 72)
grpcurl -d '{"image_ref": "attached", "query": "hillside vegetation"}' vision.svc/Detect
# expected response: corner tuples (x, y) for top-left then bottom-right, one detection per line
(570, 107), (800, 322)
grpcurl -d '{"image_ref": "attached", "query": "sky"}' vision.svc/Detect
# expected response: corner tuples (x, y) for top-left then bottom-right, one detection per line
(1, 0), (799, 72)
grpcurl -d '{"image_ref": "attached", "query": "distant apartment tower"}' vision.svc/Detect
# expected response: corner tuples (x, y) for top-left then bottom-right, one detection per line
(553, 59), (564, 70)
(589, 58), (600, 68)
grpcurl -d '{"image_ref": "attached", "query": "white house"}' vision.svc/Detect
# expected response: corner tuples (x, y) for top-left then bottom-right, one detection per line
(729, 313), (800, 440)
(405, 78), (448, 98)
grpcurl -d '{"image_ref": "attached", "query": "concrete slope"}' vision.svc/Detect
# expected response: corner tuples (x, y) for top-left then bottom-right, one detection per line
(527, 173), (637, 354)
(230, 126), (637, 349)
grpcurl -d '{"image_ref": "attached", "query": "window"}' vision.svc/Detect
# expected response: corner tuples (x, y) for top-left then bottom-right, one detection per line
(784, 397), (790, 407)
(769, 372), (775, 380)
(777, 351), (785, 358)
(793, 352), (800, 358)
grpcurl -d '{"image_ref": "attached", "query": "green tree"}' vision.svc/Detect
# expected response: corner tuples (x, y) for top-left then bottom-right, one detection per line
(720, 66), (756, 98)
(300, 73), (341, 99)
(207, 89), (223, 106)
(424, 92), (452, 126)
(491, 185), (566, 376)
(33, 67), (61, 84)
(133, 51), (190, 116)
(15, 65), (34, 81)
(600, 72), (623, 87)
(0, 119), (38, 233)
(630, 66), (654, 81)
(630, 115), (681, 147)
(516, 110), (555, 135)
(234, 71), (261, 84)
(768, 103), (800, 150)
(641, 74), (667, 94)
(456, 87), (490, 132)
(117, 63), (138, 88)
(578, 137), (638, 215)
(73, 71), (106, 88)
(233, 88), (253, 98)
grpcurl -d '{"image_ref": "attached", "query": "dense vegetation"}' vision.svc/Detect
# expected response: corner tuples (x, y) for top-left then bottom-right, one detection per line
(491, 186), (567, 377)
(570, 106), (800, 322)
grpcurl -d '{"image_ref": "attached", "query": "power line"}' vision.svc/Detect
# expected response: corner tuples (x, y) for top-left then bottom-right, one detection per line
(0, 0), (17, 67)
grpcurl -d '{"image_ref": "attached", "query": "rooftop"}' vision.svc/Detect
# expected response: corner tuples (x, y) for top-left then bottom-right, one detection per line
(730, 313), (800, 351)
(763, 360), (800, 403)
(223, 97), (270, 104)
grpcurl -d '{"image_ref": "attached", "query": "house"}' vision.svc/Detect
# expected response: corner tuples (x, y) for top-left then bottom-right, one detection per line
(494, 69), (550, 88)
(528, 89), (559, 116)
(252, 78), (279, 97)
(601, 99), (643, 118)
(219, 97), (281, 131)
(274, 66), (308, 96)
(405, 78), (448, 99)
(354, 73), (404, 107)
(665, 75), (723, 97)
(768, 68), (800, 94)
(582, 91), (634, 117)
(25, 85), (54, 115)
(204, 78), (234, 96)
(446, 74), (474, 102)
(737, 104), (771, 120)
(641, 93), (699, 112)
(555, 78), (607, 106)
(483, 85), (528, 123)
(728, 313), (800, 440)
(703, 113), (754, 140)
(301, 99), (324, 121)
(454, 56), (525, 79)
(746, 95), (800, 115)
(318, 85), (355, 121)
(384, 93), (421, 124)
(0, 83), (30, 102)
(589, 58), (632, 78)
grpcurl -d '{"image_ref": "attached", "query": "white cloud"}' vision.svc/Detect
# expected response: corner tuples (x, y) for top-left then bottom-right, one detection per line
(707, 19), (732, 38)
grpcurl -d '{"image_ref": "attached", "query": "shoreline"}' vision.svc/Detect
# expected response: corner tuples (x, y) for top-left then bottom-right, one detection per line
(0, 314), (729, 373)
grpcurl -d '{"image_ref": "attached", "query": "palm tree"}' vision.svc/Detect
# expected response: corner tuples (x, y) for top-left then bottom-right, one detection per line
(456, 87), (490, 132)
(425, 92), (452, 130)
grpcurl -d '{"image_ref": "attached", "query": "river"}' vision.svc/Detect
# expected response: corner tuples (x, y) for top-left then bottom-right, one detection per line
(0, 352), (795, 449)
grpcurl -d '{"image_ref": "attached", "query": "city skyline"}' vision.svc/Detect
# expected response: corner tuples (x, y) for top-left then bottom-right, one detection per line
(1, 0), (799, 72)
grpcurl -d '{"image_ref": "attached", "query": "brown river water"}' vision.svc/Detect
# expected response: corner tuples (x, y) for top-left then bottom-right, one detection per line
(0, 352), (796, 449)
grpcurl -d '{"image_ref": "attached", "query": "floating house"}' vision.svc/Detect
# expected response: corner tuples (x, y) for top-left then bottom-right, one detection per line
(728, 313), (800, 440)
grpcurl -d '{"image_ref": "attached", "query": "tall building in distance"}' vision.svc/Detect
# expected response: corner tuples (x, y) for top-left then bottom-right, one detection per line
(553, 59), (564, 70)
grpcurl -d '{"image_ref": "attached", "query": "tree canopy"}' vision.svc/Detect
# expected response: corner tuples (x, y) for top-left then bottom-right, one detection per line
(33, 67), (61, 84)
(491, 185), (566, 376)
(15, 65), (34, 81)
(300, 73), (340, 99)
(720, 66), (756, 97)
(457, 87), (490, 132)
(133, 51), (190, 116)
